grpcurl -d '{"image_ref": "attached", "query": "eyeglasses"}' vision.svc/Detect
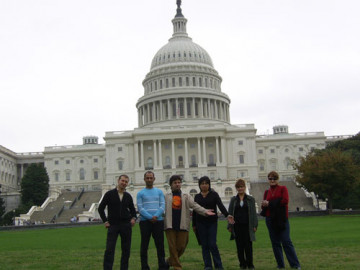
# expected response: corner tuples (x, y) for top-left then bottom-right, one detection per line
(268, 177), (277, 181)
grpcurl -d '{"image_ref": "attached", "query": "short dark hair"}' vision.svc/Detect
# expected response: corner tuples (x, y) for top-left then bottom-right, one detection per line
(267, 171), (279, 180)
(235, 178), (246, 188)
(118, 174), (129, 180)
(198, 176), (211, 189)
(144, 171), (155, 178)
(169, 175), (182, 186)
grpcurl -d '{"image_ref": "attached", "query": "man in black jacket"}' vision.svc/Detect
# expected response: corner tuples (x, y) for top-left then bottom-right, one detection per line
(98, 175), (137, 270)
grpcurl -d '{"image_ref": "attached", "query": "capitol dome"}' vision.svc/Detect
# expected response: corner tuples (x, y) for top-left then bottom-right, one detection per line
(136, 2), (231, 128)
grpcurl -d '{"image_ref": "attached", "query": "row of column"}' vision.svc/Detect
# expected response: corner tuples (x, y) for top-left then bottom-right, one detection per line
(133, 137), (226, 170)
(138, 97), (230, 126)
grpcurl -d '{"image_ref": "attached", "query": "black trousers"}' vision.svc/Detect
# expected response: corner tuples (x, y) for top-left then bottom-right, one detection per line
(103, 223), (132, 270)
(234, 223), (254, 268)
(139, 220), (167, 270)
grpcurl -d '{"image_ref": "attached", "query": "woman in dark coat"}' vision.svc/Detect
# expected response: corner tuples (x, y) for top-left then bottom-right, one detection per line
(192, 176), (232, 270)
(228, 178), (257, 270)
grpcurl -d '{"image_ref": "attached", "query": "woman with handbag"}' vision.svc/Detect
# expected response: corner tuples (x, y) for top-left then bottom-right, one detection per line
(228, 178), (258, 270)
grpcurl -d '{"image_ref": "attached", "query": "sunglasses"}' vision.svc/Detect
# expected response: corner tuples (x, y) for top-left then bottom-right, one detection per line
(268, 177), (277, 181)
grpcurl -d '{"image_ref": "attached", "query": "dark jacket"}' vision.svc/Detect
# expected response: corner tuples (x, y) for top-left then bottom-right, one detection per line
(192, 190), (229, 226)
(98, 188), (137, 225)
(228, 194), (258, 241)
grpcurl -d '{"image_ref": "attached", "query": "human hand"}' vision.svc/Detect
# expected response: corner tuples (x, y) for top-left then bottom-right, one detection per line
(105, 221), (110, 228)
(205, 209), (216, 216)
(261, 200), (269, 207)
(227, 215), (235, 224)
(253, 227), (257, 232)
(130, 218), (136, 227)
(150, 216), (158, 223)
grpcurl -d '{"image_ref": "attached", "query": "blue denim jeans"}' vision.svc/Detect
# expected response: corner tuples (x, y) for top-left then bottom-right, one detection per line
(197, 221), (223, 270)
(265, 217), (300, 269)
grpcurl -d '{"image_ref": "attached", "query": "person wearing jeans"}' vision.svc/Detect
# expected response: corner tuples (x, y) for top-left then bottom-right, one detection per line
(192, 176), (232, 270)
(261, 171), (301, 270)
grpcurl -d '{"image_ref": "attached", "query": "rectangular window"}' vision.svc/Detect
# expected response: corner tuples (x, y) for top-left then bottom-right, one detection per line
(238, 140), (243, 145)
(80, 159), (84, 164)
(66, 160), (70, 164)
(54, 160), (59, 165)
(118, 161), (123, 170)
(239, 155), (244, 164)
(179, 77), (182, 86)
(94, 171), (99, 180)
(172, 78), (175, 87)
(66, 172), (71, 181)
(186, 77), (189, 86)
(258, 149), (263, 154)
(93, 158), (98, 163)
(270, 149), (275, 154)
(55, 173), (59, 182)
(299, 147), (304, 152)
(118, 147), (122, 152)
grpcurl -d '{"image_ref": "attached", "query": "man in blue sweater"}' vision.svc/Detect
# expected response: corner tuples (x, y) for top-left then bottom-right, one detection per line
(137, 171), (168, 270)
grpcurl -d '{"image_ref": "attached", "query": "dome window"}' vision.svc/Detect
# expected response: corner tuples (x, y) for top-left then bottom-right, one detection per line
(189, 52), (192, 57)
(192, 77), (196, 86)
(173, 53), (175, 58)
(166, 78), (169, 88)
(179, 77), (183, 86)
(186, 77), (189, 86)
(184, 52), (186, 57)
(172, 78), (176, 87)
(168, 54), (170, 59)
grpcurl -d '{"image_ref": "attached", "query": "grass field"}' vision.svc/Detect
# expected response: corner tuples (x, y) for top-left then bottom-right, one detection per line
(1, 215), (359, 270)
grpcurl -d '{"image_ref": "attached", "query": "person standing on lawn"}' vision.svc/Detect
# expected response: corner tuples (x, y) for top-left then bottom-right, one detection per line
(98, 174), (137, 270)
(137, 171), (169, 270)
(164, 174), (216, 270)
(261, 171), (301, 270)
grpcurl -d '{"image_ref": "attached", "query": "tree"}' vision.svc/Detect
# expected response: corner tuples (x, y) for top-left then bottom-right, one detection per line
(20, 163), (49, 207)
(294, 149), (360, 212)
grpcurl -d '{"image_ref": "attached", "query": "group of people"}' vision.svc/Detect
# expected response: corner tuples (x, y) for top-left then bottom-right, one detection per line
(98, 170), (301, 270)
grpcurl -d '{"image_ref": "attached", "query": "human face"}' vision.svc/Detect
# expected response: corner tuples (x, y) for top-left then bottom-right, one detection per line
(236, 185), (246, 195)
(117, 176), (129, 190)
(268, 177), (278, 186)
(144, 172), (155, 188)
(171, 179), (182, 192)
(200, 181), (210, 192)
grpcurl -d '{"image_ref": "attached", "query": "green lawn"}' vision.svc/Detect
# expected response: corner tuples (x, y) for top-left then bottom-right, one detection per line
(1, 215), (359, 269)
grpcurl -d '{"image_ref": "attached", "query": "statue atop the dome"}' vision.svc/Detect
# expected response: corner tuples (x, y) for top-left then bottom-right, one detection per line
(175, 0), (184, 17)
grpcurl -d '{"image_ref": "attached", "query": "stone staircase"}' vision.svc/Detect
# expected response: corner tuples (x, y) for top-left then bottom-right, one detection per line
(249, 181), (315, 212)
(29, 191), (102, 223)
(55, 191), (102, 223)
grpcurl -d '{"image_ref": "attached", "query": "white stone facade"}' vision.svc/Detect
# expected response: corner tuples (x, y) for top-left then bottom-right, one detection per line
(0, 3), (351, 212)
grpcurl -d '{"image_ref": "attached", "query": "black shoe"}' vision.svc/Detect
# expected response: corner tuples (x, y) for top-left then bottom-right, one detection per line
(240, 266), (247, 270)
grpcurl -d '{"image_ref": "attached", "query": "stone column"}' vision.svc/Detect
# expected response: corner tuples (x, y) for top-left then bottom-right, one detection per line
(202, 137), (207, 165)
(216, 136), (220, 165)
(134, 142), (139, 169)
(167, 99), (171, 120)
(140, 141), (144, 169)
(184, 98), (188, 118)
(192, 98), (196, 118)
(207, 99), (211, 118)
(197, 137), (202, 165)
(200, 98), (204, 118)
(171, 139), (176, 168)
(221, 137), (226, 165)
(158, 140), (163, 168)
(153, 140), (157, 168)
(184, 138), (189, 168)
(160, 100), (163, 121)
(215, 101), (218, 119)
(176, 98), (179, 119)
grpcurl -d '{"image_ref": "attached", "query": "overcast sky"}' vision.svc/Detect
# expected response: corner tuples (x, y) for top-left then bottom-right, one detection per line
(1, 0), (359, 153)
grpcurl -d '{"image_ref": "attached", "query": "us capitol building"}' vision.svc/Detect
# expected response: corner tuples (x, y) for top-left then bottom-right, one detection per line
(0, 2), (348, 214)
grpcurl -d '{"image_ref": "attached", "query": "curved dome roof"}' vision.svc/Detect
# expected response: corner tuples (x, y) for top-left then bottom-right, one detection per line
(150, 37), (214, 69)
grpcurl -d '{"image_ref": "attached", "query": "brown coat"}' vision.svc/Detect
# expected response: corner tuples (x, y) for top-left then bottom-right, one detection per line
(164, 192), (207, 231)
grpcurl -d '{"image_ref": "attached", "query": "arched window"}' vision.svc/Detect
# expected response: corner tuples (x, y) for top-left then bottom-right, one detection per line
(190, 189), (197, 198)
(225, 187), (233, 198)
